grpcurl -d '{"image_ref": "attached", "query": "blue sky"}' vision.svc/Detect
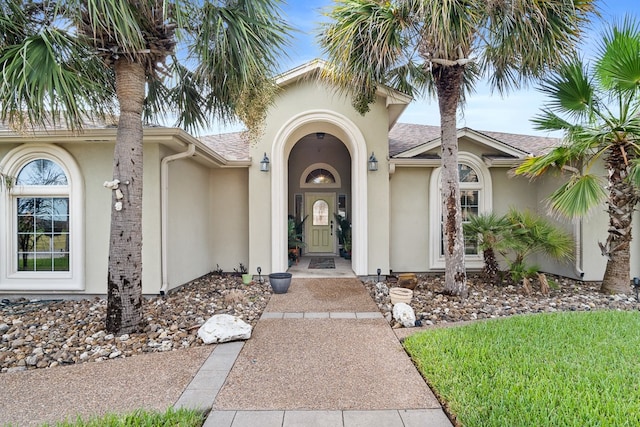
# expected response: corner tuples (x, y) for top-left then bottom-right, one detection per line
(213, 1), (637, 137)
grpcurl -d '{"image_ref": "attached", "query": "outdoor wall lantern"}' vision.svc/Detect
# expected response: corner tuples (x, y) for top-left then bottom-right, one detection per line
(368, 152), (378, 171)
(260, 153), (270, 172)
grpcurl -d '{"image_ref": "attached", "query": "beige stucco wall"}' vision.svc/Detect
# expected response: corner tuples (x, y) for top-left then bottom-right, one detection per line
(165, 151), (214, 289)
(389, 167), (431, 272)
(72, 142), (163, 295)
(249, 76), (393, 275)
(209, 168), (249, 273)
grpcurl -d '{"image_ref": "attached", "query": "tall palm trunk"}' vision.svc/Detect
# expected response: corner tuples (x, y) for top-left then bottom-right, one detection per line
(600, 145), (636, 294)
(106, 59), (145, 334)
(435, 65), (467, 297)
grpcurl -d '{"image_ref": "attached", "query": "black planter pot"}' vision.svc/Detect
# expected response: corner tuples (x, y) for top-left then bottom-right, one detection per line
(268, 272), (292, 294)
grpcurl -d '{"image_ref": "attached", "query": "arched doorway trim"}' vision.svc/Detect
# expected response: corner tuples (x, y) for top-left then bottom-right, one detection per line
(271, 109), (368, 274)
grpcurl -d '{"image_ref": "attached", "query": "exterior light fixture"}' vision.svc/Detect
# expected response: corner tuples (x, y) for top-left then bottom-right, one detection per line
(377, 268), (381, 283)
(257, 266), (263, 284)
(368, 152), (378, 171)
(316, 132), (325, 139)
(260, 153), (270, 172)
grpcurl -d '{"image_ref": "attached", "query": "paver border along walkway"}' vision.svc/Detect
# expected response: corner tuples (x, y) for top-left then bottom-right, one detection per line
(175, 279), (453, 427)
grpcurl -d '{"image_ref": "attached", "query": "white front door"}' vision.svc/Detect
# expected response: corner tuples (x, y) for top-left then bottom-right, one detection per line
(305, 193), (336, 253)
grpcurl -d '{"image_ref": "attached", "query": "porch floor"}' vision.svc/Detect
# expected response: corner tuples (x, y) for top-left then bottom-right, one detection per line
(287, 255), (354, 278)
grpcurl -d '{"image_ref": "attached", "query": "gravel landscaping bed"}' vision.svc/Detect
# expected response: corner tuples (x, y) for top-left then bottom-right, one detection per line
(0, 273), (270, 373)
(365, 274), (639, 327)
(3, 271), (639, 374)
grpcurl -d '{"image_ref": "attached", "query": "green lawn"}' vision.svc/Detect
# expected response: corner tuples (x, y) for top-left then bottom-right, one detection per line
(44, 407), (204, 426)
(404, 311), (640, 427)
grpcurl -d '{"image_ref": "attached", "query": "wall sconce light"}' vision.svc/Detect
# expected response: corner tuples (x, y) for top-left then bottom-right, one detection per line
(368, 152), (378, 171)
(260, 153), (270, 172)
(316, 132), (325, 139)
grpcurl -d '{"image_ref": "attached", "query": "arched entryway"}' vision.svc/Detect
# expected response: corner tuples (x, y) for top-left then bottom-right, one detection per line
(271, 110), (369, 275)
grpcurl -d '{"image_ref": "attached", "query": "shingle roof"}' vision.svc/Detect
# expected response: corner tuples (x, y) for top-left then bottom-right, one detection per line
(388, 122), (560, 157)
(1, 116), (559, 162)
(197, 132), (250, 161)
(388, 123), (441, 156)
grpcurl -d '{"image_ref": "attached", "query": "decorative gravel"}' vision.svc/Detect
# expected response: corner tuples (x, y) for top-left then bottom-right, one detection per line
(365, 274), (639, 330)
(0, 273), (271, 373)
(3, 271), (639, 374)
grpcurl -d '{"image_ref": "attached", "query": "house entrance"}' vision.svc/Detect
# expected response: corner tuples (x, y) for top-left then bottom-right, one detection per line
(305, 193), (336, 254)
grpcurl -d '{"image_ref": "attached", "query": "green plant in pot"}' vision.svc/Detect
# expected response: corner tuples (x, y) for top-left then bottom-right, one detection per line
(288, 216), (306, 265)
(334, 213), (351, 257)
(343, 230), (352, 260)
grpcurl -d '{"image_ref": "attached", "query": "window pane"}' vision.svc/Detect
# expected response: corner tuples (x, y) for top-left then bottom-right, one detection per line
(459, 164), (478, 183)
(17, 159), (68, 185)
(461, 190), (479, 221)
(312, 200), (329, 225)
(17, 252), (35, 271)
(16, 197), (70, 272)
(53, 253), (70, 271)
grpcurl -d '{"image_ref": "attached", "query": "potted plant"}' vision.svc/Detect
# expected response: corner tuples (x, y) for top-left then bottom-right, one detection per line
(343, 230), (352, 260)
(333, 214), (351, 257)
(288, 215), (306, 265)
(234, 263), (251, 284)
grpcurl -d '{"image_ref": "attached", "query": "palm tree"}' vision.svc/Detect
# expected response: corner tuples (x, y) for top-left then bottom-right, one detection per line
(515, 17), (640, 295)
(319, 0), (595, 296)
(0, 0), (290, 333)
(463, 213), (510, 281)
(502, 209), (574, 283)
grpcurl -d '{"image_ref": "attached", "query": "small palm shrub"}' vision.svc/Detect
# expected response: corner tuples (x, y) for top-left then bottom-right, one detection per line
(466, 209), (574, 290)
(464, 213), (510, 280)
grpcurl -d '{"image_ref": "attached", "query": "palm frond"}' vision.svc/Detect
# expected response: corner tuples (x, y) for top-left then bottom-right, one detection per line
(189, 0), (291, 128)
(546, 174), (606, 218)
(596, 15), (640, 92)
(318, 0), (411, 113)
(0, 27), (115, 130)
(481, 0), (596, 94)
(537, 59), (595, 120)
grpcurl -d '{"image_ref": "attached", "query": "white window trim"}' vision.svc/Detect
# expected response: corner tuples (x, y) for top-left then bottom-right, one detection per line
(0, 144), (85, 291)
(299, 162), (342, 188)
(429, 152), (492, 270)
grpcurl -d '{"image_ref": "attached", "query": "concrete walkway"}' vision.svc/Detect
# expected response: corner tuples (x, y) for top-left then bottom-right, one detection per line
(175, 277), (453, 427)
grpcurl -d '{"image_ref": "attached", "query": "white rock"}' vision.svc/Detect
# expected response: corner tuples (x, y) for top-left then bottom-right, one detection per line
(197, 314), (252, 344)
(392, 303), (416, 328)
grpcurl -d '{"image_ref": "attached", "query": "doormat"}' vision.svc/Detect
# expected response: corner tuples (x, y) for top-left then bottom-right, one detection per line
(308, 257), (335, 269)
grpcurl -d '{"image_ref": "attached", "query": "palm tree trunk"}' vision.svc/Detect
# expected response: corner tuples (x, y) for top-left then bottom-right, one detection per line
(600, 146), (636, 294)
(435, 65), (467, 297)
(106, 59), (145, 334)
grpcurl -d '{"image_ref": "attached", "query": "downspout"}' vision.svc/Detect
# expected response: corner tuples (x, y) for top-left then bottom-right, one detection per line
(574, 219), (585, 279)
(160, 143), (196, 295)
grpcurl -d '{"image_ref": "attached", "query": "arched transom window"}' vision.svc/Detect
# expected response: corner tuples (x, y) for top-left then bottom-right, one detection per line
(306, 169), (335, 185)
(300, 163), (341, 188)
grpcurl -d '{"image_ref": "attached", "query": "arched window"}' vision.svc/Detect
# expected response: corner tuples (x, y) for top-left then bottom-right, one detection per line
(306, 169), (336, 185)
(429, 153), (492, 269)
(0, 145), (84, 290)
(312, 199), (329, 226)
(16, 159), (70, 272)
(300, 163), (341, 188)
